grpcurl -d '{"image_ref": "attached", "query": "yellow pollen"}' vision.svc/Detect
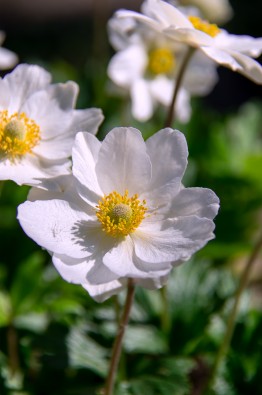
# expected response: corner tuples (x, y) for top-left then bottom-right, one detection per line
(96, 190), (147, 238)
(148, 47), (175, 75)
(0, 110), (40, 161)
(188, 16), (220, 37)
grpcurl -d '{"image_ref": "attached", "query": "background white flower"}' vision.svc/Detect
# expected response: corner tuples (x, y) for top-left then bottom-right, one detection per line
(0, 30), (18, 70)
(18, 127), (219, 302)
(0, 63), (104, 186)
(108, 9), (218, 122)
(116, 0), (262, 84)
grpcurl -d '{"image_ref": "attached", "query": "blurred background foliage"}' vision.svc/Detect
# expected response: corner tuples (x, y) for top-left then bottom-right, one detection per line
(0, 0), (262, 394)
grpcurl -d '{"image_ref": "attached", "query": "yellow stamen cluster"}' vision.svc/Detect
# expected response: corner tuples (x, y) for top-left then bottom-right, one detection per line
(0, 110), (40, 160)
(148, 47), (175, 75)
(96, 190), (147, 237)
(188, 16), (220, 37)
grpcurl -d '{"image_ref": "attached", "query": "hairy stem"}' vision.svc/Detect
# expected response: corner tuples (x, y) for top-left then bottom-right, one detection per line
(164, 47), (195, 128)
(206, 232), (262, 392)
(104, 279), (135, 395)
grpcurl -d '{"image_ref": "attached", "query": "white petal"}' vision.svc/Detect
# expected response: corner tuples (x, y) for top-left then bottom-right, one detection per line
(96, 127), (151, 196)
(22, 88), (73, 140)
(171, 187), (220, 220)
(145, 0), (193, 28)
(68, 108), (104, 135)
(201, 46), (262, 84)
(17, 199), (93, 259)
(214, 31), (262, 57)
(82, 279), (126, 302)
(0, 47), (18, 69)
(86, 261), (120, 285)
(183, 53), (218, 96)
(165, 27), (214, 48)
(27, 175), (91, 214)
(131, 79), (154, 121)
(115, 9), (164, 32)
(149, 75), (173, 106)
(133, 216), (215, 263)
(146, 129), (188, 189)
(52, 253), (94, 284)
(5, 64), (51, 113)
(103, 236), (153, 278)
(141, 179), (182, 218)
(108, 44), (147, 87)
(72, 132), (103, 205)
(0, 78), (11, 109)
(228, 52), (262, 84)
(0, 155), (70, 186)
(200, 46), (240, 71)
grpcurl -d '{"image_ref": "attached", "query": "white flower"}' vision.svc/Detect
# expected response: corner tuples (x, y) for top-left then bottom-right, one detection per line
(0, 31), (18, 70)
(108, 10), (217, 122)
(0, 64), (104, 186)
(18, 127), (219, 302)
(116, 0), (262, 84)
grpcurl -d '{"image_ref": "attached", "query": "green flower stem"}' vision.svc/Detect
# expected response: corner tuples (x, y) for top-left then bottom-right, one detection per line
(104, 279), (135, 395)
(7, 322), (20, 376)
(206, 232), (262, 392)
(164, 47), (195, 128)
(160, 286), (171, 335)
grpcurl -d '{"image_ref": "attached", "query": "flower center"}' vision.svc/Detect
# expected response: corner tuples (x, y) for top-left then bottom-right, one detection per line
(148, 47), (175, 75)
(96, 190), (147, 237)
(188, 16), (220, 37)
(0, 110), (40, 161)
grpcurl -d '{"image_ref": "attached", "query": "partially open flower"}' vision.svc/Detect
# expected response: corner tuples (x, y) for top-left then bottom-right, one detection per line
(18, 127), (219, 302)
(108, 7), (218, 122)
(116, 0), (262, 84)
(0, 64), (104, 186)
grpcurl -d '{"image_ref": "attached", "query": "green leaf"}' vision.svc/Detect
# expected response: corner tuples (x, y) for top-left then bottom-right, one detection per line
(67, 326), (108, 377)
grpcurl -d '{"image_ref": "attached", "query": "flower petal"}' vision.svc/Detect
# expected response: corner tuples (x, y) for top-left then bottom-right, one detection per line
(131, 78), (154, 121)
(96, 127), (151, 195)
(103, 236), (153, 278)
(133, 216), (215, 263)
(146, 128), (188, 189)
(82, 279), (126, 302)
(228, 52), (262, 84)
(72, 132), (103, 205)
(0, 47), (18, 70)
(0, 155), (71, 186)
(170, 187), (220, 220)
(52, 253), (94, 284)
(108, 44), (147, 87)
(18, 199), (93, 259)
(5, 64), (51, 113)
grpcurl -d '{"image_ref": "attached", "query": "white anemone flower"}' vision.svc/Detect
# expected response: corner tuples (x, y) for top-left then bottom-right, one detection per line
(0, 64), (104, 186)
(116, 0), (262, 84)
(108, 12), (217, 122)
(18, 127), (219, 302)
(0, 31), (18, 70)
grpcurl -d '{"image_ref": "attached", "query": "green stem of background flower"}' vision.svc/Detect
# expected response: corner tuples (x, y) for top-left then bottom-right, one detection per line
(7, 322), (20, 376)
(205, 232), (262, 393)
(164, 47), (195, 128)
(104, 279), (135, 395)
